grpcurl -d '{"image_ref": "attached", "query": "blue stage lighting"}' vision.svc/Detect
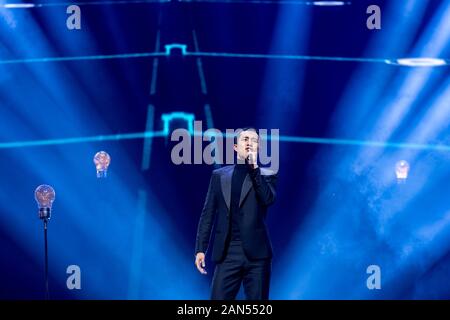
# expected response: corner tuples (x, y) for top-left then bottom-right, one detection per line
(3, 3), (35, 8)
(386, 58), (448, 67)
(164, 44), (188, 56)
(161, 112), (195, 135)
(312, 1), (348, 6)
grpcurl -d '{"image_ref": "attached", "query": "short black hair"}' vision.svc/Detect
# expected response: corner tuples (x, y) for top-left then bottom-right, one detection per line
(234, 127), (258, 144)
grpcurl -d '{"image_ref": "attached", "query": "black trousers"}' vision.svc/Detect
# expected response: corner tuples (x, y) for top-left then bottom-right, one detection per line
(210, 240), (271, 300)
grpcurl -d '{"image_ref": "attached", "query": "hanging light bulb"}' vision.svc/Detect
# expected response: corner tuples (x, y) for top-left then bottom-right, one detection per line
(395, 160), (410, 183)
(34, 185), (56, 220)
(93, 151), (111, 178)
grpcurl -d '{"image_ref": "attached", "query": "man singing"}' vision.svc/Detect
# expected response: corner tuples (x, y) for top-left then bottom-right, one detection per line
(194, 127), (278, 300)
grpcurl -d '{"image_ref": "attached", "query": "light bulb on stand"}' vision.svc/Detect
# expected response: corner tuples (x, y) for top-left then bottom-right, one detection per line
(93, 151), (111, 178)
(395, 160), (410, 184)
(34, 184), (55, 300)
(34, 184), (56, 220)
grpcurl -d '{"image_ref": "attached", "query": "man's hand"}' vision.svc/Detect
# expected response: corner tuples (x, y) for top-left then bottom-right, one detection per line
(195, 252), (207, 275)
(247, 151), (259, 169)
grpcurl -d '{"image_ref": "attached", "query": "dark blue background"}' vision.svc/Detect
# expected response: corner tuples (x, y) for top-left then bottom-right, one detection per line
(0, 0), (449, 299)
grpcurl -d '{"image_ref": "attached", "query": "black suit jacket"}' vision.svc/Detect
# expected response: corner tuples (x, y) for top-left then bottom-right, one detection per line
(195, 165), (277, 262)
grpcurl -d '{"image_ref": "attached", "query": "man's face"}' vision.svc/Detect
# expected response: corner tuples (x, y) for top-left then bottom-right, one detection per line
(233, 130), (259, 160)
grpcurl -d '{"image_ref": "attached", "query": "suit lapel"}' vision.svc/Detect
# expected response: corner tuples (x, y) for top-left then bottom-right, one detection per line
(221, 166), (253, 209)
(239, 174), (252, 207)
(220, 166), (233, 210)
